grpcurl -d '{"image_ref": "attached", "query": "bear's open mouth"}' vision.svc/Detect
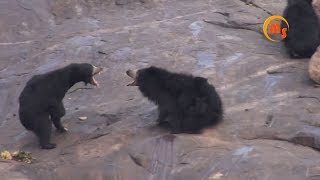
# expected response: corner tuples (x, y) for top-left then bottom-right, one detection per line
(89, 65), (103, 86)
(126, 69), (138, 86)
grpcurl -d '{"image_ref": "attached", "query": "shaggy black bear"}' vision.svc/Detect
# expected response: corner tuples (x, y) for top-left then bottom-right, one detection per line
(126, 66), (223, 133)
(282, 0), (320, 58)
(19, 63), (103, 149)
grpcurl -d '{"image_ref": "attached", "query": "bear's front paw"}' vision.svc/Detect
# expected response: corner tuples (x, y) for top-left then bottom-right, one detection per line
(41, 143), (57, 149)
(57, 127), (68, 133)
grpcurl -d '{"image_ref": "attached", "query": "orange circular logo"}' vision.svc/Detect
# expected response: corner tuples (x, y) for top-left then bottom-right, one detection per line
(263, 15), (289, 42)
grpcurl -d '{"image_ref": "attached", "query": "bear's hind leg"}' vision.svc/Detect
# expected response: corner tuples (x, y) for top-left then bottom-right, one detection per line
(34, 115), (56, 149)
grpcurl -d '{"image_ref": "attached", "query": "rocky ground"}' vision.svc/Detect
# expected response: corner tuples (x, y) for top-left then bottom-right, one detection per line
(1, 0), (320, 179)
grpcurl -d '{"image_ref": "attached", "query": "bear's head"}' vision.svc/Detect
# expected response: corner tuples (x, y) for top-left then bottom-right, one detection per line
(126, 66), (167, 87)
(67, 63), (103, 87)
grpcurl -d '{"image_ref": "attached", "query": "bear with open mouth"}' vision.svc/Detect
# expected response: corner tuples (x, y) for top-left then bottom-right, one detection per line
(19, 63), (103, 149)
(126, 66), (223, 133)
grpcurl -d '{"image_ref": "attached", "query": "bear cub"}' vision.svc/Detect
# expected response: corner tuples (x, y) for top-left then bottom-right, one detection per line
(282, 0), (320, 58)
(126, 66), (223, 133)
(19, 63), (103, 149)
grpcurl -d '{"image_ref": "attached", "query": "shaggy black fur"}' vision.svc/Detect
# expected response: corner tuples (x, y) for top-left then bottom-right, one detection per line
(282, 0), (320, 58)
(134, 66), (223, 133)
(19, 63), (101, 149)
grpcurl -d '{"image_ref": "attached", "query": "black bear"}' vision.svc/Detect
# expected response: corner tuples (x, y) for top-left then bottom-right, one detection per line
(282, 0), (320, 58)
(126, 66), (223, 133)
(19, 63), (103, 149)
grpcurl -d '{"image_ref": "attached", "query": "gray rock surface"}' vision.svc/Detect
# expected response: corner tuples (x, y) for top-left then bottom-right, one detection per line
(1, 0), (320, 179)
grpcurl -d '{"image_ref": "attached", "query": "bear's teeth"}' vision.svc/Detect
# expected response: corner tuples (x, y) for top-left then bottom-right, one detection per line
(90, 77), (99, 86)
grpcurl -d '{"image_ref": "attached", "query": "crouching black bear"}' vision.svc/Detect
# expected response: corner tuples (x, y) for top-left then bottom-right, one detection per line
(126, 66), (223, 133)
(282, 0), (320, 58)
(19, 63), (103, 149)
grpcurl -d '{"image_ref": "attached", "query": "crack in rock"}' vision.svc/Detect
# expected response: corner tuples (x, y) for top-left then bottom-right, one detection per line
(297, 95), (320, 103)
(239, 0), (273, 15)
(203, 19), (262, 34)
(128, 153), (153, 173)
(16, 0), (33, 11)
(214, 11), (230, 17)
